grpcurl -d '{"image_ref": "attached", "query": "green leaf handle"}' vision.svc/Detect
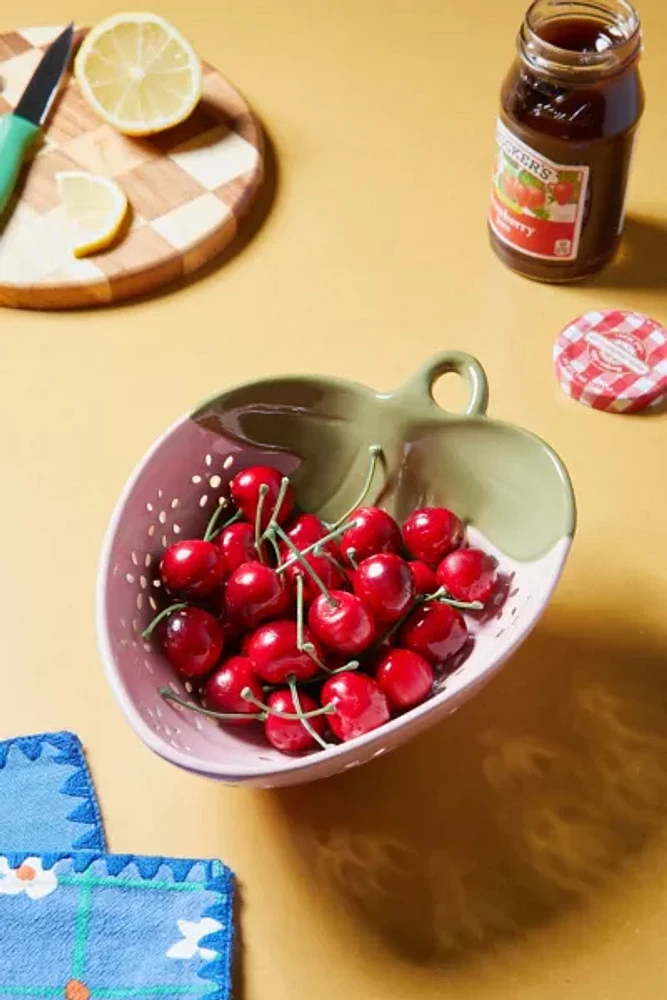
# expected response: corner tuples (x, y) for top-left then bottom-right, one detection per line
(392, 350), (489, 417)
(0, 114), (41, 217)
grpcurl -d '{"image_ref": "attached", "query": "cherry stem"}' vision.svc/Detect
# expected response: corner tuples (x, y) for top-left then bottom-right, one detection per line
(265, 660), (359, 691)
(276, 520), (356, 575)
(161, 688), (265, 721)
(375, 587), (483, 648)
(288, 676), (330, 751)
(261, 476), (290, 539)
(424, 586), (484, 611)
(331, 444), (383, 529)
(254, 484), (269, 564)
(204, 504), (240, 543)
(295, 573), (331, 673)
(141, 603), (188, 640)
(273, 523), (337, 607)
(377, 613), (407, 646)
(295, 571), (305, 650)
(320, 548), (348, 576)
(265, 532), (282, 565)
(345, 548), (358, 569)
(241, 686), (335, 720)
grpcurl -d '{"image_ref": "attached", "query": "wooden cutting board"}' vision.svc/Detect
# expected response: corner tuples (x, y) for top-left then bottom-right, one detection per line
(0, 25), (264, 309)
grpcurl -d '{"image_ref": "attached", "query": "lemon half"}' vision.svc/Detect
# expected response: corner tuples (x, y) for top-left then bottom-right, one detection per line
(57, 171), (128, 257)
(75, 12), (201, 136)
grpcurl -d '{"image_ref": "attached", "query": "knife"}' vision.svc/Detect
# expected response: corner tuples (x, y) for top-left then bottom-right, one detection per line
(0, 23), (74, 218)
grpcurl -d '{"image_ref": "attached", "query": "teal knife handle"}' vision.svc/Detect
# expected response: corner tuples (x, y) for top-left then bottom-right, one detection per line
(0, 114), (41, 216)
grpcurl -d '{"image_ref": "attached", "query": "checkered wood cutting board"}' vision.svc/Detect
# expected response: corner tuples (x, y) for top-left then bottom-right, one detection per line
(0, 25), (264, 309)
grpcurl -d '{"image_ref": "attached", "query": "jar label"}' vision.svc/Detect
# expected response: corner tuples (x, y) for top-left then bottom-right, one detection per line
(489, 119), (589, 262)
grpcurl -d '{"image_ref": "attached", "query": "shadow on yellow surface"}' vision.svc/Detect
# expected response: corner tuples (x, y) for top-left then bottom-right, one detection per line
(591, 214), (667, 292)
(274, 615), (667, 966)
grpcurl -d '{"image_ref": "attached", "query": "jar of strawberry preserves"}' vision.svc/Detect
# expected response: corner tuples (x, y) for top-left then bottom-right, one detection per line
(488, 0), (644, 282)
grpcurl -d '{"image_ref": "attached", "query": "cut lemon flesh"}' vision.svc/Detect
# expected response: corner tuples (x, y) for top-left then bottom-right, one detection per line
(75, 12), (201, 136)
(56, 171), (128, 258)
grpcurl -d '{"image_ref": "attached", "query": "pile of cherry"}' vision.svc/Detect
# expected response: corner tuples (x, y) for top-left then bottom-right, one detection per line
(147, 446), (498, 755)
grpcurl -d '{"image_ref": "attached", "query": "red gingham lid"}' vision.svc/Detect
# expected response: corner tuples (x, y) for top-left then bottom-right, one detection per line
(554, 309), (667, 413)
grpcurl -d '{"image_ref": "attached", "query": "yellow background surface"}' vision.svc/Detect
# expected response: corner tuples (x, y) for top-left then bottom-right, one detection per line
(2, 1), (667, 997)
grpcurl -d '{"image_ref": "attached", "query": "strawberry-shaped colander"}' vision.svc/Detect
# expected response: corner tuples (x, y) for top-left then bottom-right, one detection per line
(97, 351), (575, 787)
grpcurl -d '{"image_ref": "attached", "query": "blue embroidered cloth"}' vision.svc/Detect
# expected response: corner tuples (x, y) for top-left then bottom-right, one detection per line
(0, 732), (104, 853)
(0, 852), (233, 999)
(0, 734), (234, 999)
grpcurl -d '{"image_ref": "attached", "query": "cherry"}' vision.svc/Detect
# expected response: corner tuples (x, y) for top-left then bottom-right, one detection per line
(160, 539), (226, 598)
(402, 507), (465, 566)
(245, 619), (322, 683)
(399, 601), (468, 665)
(161, 607), (223, 678)
(308, 591), (376, 655)
(284, 514), (337, 555)
(375, 649), (433, 710)
(284, 553), (347, 604)
(339, 506), (401, 566)
(278, 513), (347, 602)
(321, 672), (390, 741)
(218, 521), (258, 575)
(408, 560), (438, 596)
(352, 553), (415, 623)
(224, 562), (291, 628)
(229, 466), (294, 530)
(436, 547), (497, 604)
(203, 656), (264, 724)
(265, 689), (327, 752)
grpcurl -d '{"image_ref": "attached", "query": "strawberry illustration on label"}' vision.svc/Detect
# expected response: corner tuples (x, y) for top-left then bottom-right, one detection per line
(489, 120), (589, 261)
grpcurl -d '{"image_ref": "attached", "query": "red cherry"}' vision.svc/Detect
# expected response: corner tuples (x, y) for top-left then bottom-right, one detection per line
(375, 649), (433, 710)
(161, 607), (223, 678)
(352, 553), (415, 623)
(229, 466), (294, 530)
(218, 522), (257, 574)
(203, 656), (263, 724)
(339, 506), (401, 565)
(436, 548), (497, 604)
(408, 561), (438, 596)
(265, 689), (327, 752)
(160, 540), (226, 598)
(284, 514), (337, 554)
(225, 562), (291, 628)
(280, 513), (346, 602)
(284, 554), (347, 604)
(399, 602), (468, 665)
(308, 591), (376, 655)
(402, 507), (465, 566)
(321, 672), (390, 741)
(245, 619), (321, 683)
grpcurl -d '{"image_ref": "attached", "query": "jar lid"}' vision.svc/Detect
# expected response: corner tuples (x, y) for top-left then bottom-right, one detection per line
(554, 309), (667, 413)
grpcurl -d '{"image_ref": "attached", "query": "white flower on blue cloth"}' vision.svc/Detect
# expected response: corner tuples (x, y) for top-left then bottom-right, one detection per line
(0, 857), (58, 899)
(166, 917), (222, 960)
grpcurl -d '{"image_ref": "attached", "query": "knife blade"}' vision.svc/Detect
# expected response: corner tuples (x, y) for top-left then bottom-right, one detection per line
(0, 23), (74, 219)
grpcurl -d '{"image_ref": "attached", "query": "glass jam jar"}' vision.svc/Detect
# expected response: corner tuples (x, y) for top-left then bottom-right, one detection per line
(488, 0), (644, 282)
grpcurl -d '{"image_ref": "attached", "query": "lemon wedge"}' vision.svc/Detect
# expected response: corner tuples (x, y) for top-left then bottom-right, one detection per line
(74, 12), (201, 136)
(56, 171), (128, 258)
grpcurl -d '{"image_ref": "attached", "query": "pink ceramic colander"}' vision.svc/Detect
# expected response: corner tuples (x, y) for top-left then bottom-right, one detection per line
(96, 352), (575, 787)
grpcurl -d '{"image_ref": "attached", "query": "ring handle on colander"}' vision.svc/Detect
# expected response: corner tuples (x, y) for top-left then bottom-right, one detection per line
(396, 351), (489, 417)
